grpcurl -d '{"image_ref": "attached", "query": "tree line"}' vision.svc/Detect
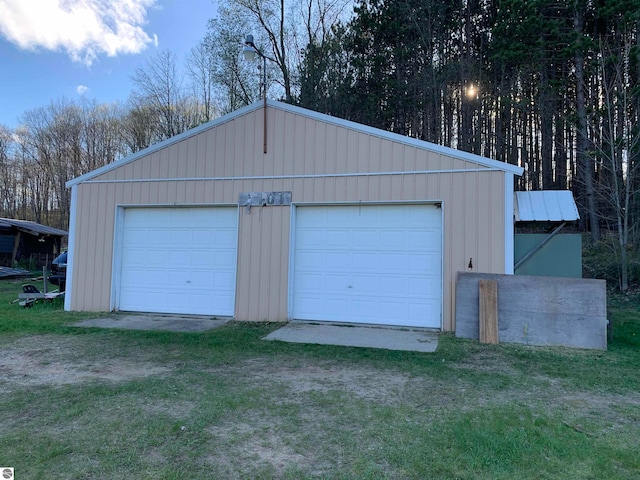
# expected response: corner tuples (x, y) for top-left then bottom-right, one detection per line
(0, 0), (638, 289)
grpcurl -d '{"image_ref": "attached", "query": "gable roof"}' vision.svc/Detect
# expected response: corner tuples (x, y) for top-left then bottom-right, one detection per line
(67, 100), (523, 188)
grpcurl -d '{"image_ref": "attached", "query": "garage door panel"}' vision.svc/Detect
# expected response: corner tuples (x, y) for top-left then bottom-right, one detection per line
(168, 229), (190, 244)
(409, 303), (435, 320)
(146, 270), (170, 287)
(325, 252), (350, 269)
(214, 229), (237, 245)
(191, 230), (211, 246)
(407, 277), (434, 296)
(168, 251), (191, 266)
(380, 231), (406, 248)
(352, 299), (380, 317)
(122, 248), (147, 265)
(187, 270), (215, 286)
(351, 253), (377, 270)
(297, 252), (325, 269)
(214, 271), (235, 287)
(293, 205), (442, 328)
(326, 229), (350, 246)
(125, 229), (149, 244)
(380, 276), (407, 294)
(145, 250), (168, 267)
(195, 252), (215, 268)
(353, 229), (379, 247)
(323, 273), (351, 290)
(297, 228), (324, 245)
(118, 207), (237, 316)
(214, 250), (236, 267)
(407, 231), (433, 249)
(378, 300), (407, 317)
(379, 253), (407, 271)
(353, 275), (379, 292)
(296, 272), (325, 290)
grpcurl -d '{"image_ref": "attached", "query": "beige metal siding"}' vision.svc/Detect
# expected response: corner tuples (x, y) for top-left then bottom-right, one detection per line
(91, 108), (492, 182)
(70, 105), (507, 331)
(236, 206), (290, 321)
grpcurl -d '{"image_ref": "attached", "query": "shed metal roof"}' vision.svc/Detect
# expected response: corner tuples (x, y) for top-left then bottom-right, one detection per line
(514, 191), (580, 222)
(0, 218), (68, 236)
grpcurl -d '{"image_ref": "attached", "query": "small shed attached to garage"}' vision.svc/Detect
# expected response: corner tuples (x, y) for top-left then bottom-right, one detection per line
(514, 190), (582, 278)
(65, 100), (523, 331)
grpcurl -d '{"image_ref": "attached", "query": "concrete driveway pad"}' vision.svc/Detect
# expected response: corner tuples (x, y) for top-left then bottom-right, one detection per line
(264, 322), (439, 352)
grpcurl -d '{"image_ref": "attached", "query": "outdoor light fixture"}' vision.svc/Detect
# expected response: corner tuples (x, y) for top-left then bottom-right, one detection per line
(243, 35), (257, 62)
(244, 34), (275, 154)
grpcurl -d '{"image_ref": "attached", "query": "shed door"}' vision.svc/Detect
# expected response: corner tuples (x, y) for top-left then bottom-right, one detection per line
(117, 207), (237, 316)
(292, 204), (442, 328)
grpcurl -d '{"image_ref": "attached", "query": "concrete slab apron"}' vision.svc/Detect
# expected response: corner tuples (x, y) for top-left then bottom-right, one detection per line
(264, 323), (439, 352)
(71, 315), (231, 333)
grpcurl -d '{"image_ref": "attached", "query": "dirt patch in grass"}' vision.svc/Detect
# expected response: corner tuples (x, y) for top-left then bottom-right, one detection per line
(207, 419), (313, 477)
(241, 357), (411, 402)
(0, 334), (172, 389)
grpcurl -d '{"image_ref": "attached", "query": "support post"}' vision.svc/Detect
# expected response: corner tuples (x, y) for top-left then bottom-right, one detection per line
(11, 230), (21, 266)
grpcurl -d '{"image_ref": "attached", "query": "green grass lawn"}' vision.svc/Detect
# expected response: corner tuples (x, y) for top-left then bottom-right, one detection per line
(0, 278), (639, 479)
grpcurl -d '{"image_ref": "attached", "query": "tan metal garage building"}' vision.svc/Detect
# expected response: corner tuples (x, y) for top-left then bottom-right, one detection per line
(65, 100), (523, 331)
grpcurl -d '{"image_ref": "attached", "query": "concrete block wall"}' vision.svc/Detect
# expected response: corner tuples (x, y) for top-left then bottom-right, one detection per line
(455, 272), (607, 350)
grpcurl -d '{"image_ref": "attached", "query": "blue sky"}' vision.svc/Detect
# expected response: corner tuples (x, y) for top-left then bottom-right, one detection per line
(0, 0), (218, 128)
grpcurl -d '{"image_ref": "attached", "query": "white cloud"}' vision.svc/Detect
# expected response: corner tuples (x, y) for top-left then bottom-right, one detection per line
(76, 84), (89, 95)
(153, 33), (158, 47)
(0, 0), (157, 66)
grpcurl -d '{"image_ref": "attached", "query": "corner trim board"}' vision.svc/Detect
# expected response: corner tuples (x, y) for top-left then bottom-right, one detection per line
(64, 185), (77, 311)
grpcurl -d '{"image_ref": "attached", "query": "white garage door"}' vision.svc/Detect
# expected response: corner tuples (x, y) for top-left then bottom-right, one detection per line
(117, 207), (237, 316)
(292, 204), (442, 328)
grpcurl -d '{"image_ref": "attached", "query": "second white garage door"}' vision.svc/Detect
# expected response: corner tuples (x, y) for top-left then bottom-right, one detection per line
(117, 207), (237, 316)
(292, 204), (442, 328)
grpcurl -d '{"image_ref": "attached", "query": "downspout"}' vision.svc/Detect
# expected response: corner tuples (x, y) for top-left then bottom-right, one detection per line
(514, 222), (567, 271)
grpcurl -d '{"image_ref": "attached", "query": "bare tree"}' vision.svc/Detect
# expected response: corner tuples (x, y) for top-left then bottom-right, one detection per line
(10, 99), (129, 228)
(130, 49), (195, 140)
(121, 103), (159, 152)
(186, 40), (217, 123)
(574, 1), (601, 242)
(0, 126), (19, 218)
(80, 99), (127, 172)
(593, 39), (640, 292)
